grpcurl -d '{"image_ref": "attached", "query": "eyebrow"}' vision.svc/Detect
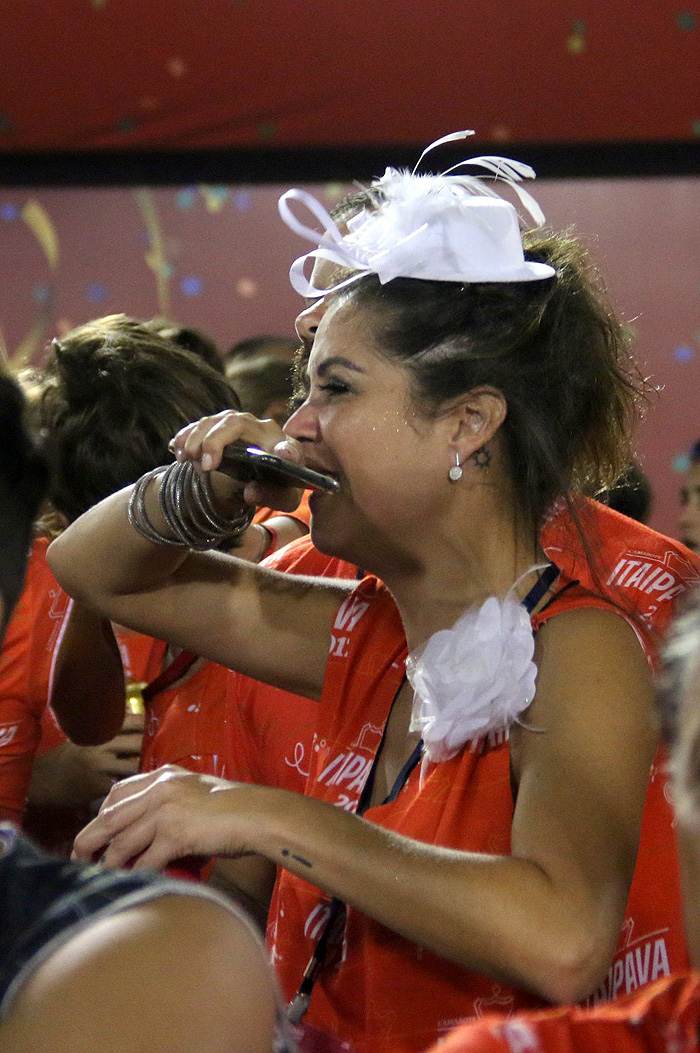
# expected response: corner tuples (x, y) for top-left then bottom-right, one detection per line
(316, 356), (367, 377)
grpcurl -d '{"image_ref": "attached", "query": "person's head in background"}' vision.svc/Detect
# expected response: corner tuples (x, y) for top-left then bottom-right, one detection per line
(142, 317), (224, 375)
(0, 372), (48, 635)
(224, 334), (298, 369)
(679, 441), (700, 554)
(658, 584), (700, 964)
(36, 314), (239, 525)
(224, 353), (294, 427)
(601, 461), (653, 524)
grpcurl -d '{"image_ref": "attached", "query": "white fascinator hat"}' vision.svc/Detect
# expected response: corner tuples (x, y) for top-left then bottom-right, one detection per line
(278, 130), (556, 298)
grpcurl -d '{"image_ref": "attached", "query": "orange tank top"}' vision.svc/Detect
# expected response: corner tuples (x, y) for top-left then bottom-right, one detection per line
(268, 501), (700, 1053)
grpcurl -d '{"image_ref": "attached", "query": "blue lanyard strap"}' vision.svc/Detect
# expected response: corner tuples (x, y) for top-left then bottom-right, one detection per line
(521, 562), (559, 614)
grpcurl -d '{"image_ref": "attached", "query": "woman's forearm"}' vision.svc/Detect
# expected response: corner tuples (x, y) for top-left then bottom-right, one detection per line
(74, 767), (625, 1004)
(249, 788), (615, 1004)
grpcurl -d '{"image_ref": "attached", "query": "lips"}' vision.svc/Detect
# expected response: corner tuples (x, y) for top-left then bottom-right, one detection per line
(303, 458), (341, 488)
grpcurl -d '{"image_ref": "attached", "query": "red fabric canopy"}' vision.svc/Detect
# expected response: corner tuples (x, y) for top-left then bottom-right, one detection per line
(1, 0), (698, 152)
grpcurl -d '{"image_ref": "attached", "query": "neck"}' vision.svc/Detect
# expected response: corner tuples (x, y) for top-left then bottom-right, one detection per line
(384, 487), (542, 653)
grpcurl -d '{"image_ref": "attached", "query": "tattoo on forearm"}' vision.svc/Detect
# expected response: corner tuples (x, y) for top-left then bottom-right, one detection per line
(281, 848), (313, 869)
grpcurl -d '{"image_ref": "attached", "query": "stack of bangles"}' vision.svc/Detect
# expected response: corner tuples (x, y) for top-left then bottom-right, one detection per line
(128, 461), (255, 550)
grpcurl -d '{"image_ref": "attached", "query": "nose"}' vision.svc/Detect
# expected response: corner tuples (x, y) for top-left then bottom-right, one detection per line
(284, 395), (320, 445)
(295, 299), (326, 346)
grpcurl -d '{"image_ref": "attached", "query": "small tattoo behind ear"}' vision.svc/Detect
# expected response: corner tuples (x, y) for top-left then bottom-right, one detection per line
(472, 446), (491, 469)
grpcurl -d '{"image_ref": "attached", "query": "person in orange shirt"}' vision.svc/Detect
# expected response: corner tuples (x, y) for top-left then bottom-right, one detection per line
(51, 136), (699, 1053)
(0, 369), (287, 1053)
(0, 315), (308, 834)
(35, 316), (312, 864)
(0, 533), (148, 841)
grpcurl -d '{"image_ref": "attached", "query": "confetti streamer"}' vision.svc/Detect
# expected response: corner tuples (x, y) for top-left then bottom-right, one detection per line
(8, 308), (52, 371)
(2, 199), (59, 367)
(133, 189), (171, 316)
(22, 200), (59, 269)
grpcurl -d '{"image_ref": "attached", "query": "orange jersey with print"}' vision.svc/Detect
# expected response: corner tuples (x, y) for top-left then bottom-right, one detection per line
(0, 538), (69, 822)
(268, 501), (700, 1053)
(428, 971), (700, 1053)
(140, 646), (233, 779)
(0, 537), (157, 826)
(225, 536), (359, 793)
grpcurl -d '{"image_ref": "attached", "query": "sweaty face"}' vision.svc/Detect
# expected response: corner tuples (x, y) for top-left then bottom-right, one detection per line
(680, 462), (700, 553)
(284, 299), (447, 572)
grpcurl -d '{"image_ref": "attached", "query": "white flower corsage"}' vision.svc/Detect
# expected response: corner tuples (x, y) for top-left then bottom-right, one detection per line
(406, 588), (538, 764)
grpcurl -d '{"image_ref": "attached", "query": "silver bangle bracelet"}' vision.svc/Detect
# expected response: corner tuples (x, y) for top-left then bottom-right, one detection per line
(127, 467), (188, 547)
(128, 461), (255, 551)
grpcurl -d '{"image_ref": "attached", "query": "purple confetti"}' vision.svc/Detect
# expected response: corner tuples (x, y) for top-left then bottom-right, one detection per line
(673, 345), (695, 362)
(181, 276), (202, 297)
(88, 283), (108, 303)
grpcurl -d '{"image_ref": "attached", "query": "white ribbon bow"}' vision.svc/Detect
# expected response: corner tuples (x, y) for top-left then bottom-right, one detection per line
(278, 129), (555, 297)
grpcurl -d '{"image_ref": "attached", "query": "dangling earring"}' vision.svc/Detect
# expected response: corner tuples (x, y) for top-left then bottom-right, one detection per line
(448, 452), (463, 482)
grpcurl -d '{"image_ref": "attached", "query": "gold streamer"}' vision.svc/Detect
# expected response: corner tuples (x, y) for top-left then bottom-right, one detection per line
(8, 309), (51, 371)
(133, 189), (171, 316)
(22, 200), (59, 269)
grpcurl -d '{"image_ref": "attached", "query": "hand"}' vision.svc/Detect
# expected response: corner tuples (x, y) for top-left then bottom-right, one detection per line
(88, 711), (144, 781)
(72, 764), (261, 871)
(172, 410), (304, 512)
(28, 713), (144, 809)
